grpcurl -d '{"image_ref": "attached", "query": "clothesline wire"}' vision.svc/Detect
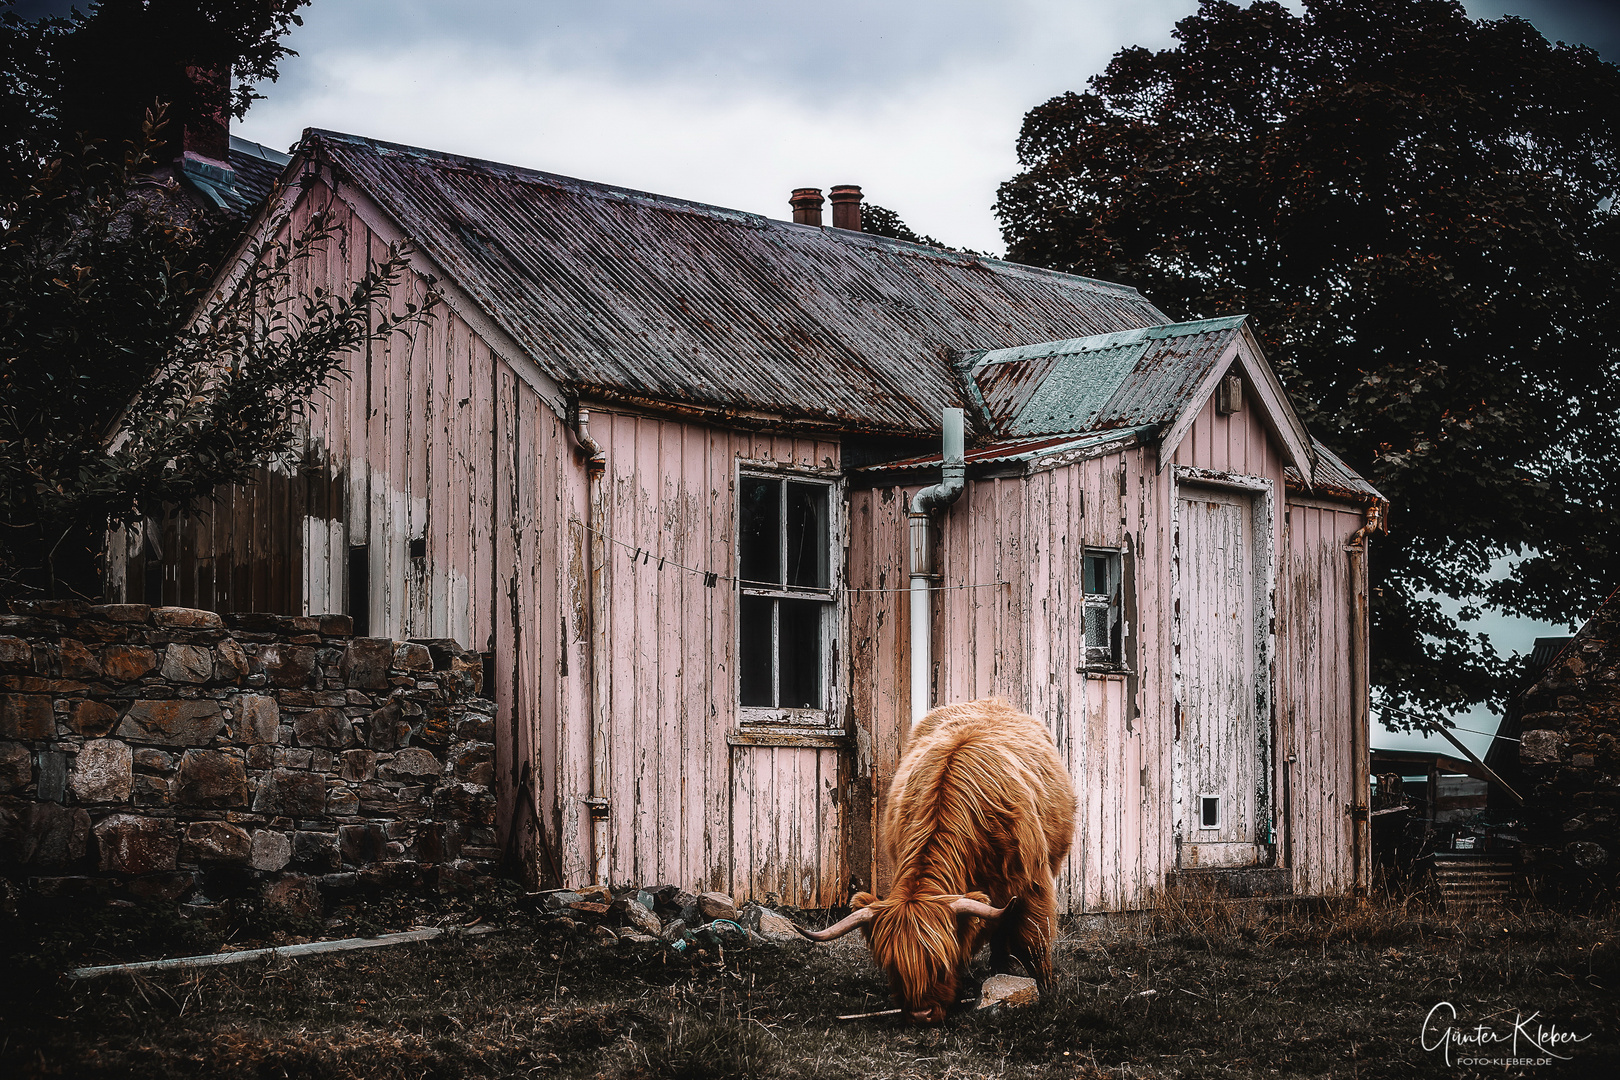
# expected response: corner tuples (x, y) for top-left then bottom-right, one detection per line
(568, 517), (1007, 593)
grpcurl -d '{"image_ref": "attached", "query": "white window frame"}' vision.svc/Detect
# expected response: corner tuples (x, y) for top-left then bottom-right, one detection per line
(1199, 793), (1222, 830)
(1081, 547), (1125, 670)
(735, 462), (842, 732)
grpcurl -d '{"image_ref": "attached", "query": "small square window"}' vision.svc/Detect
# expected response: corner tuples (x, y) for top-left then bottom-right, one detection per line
(1200, 796), (1221, 830)
(738, 470), (836, 725)
(1082, 549), (1124, 667)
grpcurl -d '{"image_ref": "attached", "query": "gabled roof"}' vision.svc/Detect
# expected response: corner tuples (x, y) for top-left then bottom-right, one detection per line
(301, 130), (1171, 436)
(961, 316), (1316, 481)
(969, 316), (1248, 437)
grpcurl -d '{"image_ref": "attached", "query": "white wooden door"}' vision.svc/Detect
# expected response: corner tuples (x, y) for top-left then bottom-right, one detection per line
(1177, 487), (1262, 867)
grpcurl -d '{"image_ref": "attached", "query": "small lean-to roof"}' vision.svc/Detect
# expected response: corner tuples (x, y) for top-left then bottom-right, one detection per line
(970, 316), (1250, 436)
(301, 130), (1171, 436)
(954, 316), (1318, 482)
(1287, 438), (1388, 508)
(856, 426), (1157, 475)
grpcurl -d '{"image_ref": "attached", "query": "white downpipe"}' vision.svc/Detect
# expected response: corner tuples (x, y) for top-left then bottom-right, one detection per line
(908, 408), (966, 724)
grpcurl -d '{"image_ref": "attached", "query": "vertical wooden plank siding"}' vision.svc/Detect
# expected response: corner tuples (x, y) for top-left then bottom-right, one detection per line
(1276, 500), (1361, 895)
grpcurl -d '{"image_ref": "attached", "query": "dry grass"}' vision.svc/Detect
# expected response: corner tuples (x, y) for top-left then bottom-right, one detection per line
(2, 887), (1615, 1078)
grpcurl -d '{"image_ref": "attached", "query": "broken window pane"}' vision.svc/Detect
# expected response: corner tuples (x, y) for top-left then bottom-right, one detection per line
(785, 482), (829, 589)
(739, 595), (774, 707)
(778, 598), (822, 709)
(738, 476), (780, 586)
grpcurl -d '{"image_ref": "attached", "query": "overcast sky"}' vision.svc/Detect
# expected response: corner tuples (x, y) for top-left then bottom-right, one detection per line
(221, 0), (1618, 257)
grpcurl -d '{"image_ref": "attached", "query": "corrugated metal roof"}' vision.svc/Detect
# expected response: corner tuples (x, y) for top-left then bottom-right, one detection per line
(972, 316), (1247, 437)
(1286, 438), (1387, 506)
(857, 426), (1156, 474)
(304, 130), (1171, 436)
(229, 136), (292, 209)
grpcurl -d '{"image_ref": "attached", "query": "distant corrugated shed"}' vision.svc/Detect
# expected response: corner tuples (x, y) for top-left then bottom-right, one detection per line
(305, 130), (1170, 436)
(971, 317), (1247, 437)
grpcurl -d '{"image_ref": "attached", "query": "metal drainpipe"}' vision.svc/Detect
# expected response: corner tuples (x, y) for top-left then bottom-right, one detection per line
(575, 409), (609, 885)
(1346, 503), (1382, 899)
(909, 408), (966, 724)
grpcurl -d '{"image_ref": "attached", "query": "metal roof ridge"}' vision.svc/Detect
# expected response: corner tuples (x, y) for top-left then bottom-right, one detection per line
(974, 314), (1248, 367)
(304, 128), (1166, 303)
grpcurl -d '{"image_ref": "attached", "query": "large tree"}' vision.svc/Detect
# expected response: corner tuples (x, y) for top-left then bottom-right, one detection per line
(996, 0), (1620, 729)
(0, 1), (422, 600)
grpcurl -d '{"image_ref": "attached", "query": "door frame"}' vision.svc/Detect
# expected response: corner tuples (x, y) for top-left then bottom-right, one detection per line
(1170, 465), (1277, 868)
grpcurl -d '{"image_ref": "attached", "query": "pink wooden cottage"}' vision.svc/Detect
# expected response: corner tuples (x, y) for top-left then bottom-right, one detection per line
(111, 131), (1387, 911)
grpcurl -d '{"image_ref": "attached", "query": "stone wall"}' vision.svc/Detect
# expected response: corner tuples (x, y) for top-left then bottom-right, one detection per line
(1517, 591), (1620, 900)
(0, 602), (498, 915)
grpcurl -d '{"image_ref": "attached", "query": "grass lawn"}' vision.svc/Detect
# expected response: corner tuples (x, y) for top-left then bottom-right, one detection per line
(2, 887), (1614, 1078)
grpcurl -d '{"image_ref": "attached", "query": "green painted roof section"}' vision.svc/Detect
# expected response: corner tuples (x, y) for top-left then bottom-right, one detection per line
(972, 316), (1249, 437)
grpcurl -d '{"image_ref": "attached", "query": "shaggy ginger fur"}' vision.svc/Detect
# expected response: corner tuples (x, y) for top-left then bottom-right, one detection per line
(858, 699), (1076, 1022)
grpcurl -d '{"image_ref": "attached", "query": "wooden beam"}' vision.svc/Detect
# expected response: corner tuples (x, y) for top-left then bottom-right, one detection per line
(1432, 726), (1524, 806)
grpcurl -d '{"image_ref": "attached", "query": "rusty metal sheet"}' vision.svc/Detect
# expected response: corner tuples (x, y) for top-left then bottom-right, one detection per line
(856, 426), (1155, 473)
(305, 130), (1170, 438)
(1285, 439), (1387, 507)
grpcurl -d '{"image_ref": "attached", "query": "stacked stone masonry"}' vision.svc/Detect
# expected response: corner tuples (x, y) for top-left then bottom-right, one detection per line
(0, 601), (498, 914)
(1517, 594), (1620, 897)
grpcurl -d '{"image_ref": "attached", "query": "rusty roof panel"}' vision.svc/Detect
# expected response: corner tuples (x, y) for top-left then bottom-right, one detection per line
(306, 130), (1171, 436)
(858, 427), (1156, 473)
(972, 317), (1246, 437)
(1287, 438), (1387, 506)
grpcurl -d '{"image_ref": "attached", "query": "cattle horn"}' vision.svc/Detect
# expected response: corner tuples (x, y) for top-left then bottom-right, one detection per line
(950, 895), (1013, 919)
(794, 905), (876, 941)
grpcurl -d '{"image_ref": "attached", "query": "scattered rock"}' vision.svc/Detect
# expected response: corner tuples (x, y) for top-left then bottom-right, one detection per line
(540, 890), (585, 911)
(591, 924), (619, 946)
(262, 874), (321, 917)
(661, 918), (688, 942)
(622, 899), (662, 936)
(755, 907), (805, 943)
(577, 883), (611, 901)
(68, 739), (133, 803)
(622, 932), (659, 945)
(698, 891), (737, 921)
(571, 901), (610, 917)
(977, 975), (1039, 1010)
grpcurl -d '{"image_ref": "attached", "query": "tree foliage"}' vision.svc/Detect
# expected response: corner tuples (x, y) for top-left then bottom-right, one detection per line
(0, 2), (426, 599)
(996, 0), (1620, 728)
